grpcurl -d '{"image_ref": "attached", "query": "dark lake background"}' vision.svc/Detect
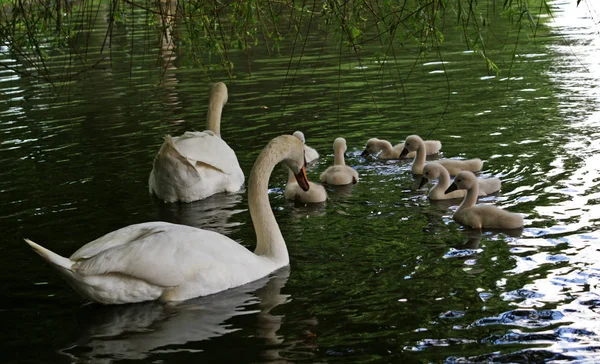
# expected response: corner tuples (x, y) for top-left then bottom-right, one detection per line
(2, 0), (600, 362)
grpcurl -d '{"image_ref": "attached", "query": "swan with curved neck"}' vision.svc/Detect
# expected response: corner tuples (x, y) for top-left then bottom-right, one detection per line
(149, 82), (244, 203)
(361, 137), (441, 159)
(419, 162), (501, 200)
(320, 137), (359, 185)
(445, 171), (523, 229)
(24, 135), (309, 305)
(400, 134), (483, 175)
(284, 133), (327, 203)
(293, 131), (319, 163)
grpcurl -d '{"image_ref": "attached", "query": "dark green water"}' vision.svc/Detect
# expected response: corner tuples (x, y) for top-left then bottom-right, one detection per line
(2, 0), (600, 362)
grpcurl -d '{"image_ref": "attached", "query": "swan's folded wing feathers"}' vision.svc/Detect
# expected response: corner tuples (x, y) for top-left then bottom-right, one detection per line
(173, 132), (240, 176)
(70, 223), (168, 260)
(72, 226), (253, 288)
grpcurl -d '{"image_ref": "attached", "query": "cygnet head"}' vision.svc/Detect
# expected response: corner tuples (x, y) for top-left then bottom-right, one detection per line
(402, 135), (423, 154)
(209, 82), (228, 105)
(292, 131), (306, 144)
(419, 162), (443, 189)
(445, 171), (477, 194)
(334, 137), (348, 154)
(266, 135), (310, 191)
(361, 138), (380, 157)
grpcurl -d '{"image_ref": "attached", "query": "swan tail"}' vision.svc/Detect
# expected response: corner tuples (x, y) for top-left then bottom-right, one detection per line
(155, 136), (196, 172)
(24, 238), (73, 271)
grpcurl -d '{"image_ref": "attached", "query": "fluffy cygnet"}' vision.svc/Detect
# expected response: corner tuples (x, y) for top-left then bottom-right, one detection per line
(419, 162), (501, 200)
(400, 135), (482, 175)
(361, 137), (441, 159)
(320, 137), (359, 185)
(445, 171), (524, 229)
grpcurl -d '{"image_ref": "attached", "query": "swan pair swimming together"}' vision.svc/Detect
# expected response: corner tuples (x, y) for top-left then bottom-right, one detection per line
(26, 135), (310, 304)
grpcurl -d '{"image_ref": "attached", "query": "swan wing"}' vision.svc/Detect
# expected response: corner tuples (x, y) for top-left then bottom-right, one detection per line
(173, 131), (241, 175)
(70, 222), (170, 260)
(71, 222), (252, 287)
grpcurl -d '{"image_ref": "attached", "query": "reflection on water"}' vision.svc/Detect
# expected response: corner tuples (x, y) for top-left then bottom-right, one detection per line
(61, 268), (290, 363)
(155, 191), (245, 236)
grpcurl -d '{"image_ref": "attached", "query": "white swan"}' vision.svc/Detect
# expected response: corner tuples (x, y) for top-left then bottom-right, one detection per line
(293, 131), (319, 163)
(419, 162), (501, 200)
(148, 82), (244, 203)
(361, 137), (441, 159)
(400, 134), (483, 175)
(445, 171), (524, 229)
(24, 135), (310, 305)
(320, 137), (359, 185)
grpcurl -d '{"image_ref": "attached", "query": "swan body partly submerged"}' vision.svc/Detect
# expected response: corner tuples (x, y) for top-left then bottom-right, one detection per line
(361, 137), (441, 159)
(445, 171), (523, 229)
(420, 162), (501, 200)
(149, 82), (244, 203)
(400, 135), (483, 175)
(293, 131), (319, 163)
(320, 137), (359, 185)
(25, 135), (310, 305)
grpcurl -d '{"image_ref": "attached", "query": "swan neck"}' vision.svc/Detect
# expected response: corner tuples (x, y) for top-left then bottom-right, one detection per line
(380, 140), (393, 152)
(438, 169), (451, 188)
(249, 147), (289, 263)
(334, 149), (345, 166)
(458, 183), (479, 212)
(413, 140), (427, 171)
(206, 97), (225, 137)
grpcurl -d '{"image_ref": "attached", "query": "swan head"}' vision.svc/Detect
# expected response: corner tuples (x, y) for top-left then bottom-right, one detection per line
(209, 82), (228, 106)
(399, 134), (422, 158)
(361, 138), (380, 157)
(292, 131), (306, 144)
(334, 137), (348, 154)
(445, 171), (477, 194)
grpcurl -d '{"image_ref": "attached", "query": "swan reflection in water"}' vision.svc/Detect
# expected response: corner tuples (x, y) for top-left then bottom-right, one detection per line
(61, 267), (290, 363)
(154, 191), (245, 236)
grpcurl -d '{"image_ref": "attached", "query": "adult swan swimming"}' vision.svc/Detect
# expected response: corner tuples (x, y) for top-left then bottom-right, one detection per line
(149, 82), (245, 203)
(24, 135), (310, 305)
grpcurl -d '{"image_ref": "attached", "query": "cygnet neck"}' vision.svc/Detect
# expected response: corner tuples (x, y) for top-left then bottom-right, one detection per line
(412, 138), (427, 173)
(334, 145), (346, 166)
(457, 181), (479, 213)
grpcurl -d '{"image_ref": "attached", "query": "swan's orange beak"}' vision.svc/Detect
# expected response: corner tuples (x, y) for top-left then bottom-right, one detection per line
(295, 165), (310, 191)
(445, 182), (458, 194)
(399, 147), (409, 158)
(418, 177), (429, 189)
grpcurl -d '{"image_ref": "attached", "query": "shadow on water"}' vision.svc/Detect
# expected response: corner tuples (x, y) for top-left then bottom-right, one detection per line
(60, 267), (291, 363)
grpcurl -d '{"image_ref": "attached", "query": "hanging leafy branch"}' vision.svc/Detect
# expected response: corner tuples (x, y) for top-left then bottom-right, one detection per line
(0, 0), (553, 83)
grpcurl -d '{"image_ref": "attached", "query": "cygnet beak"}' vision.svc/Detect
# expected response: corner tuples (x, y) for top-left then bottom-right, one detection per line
(360, 149), (369, 157)
(295, 165), (310, 192)
(445, 182), (458, 194)
(399, 147), (409, 158)
(418, 177), (429, 189)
